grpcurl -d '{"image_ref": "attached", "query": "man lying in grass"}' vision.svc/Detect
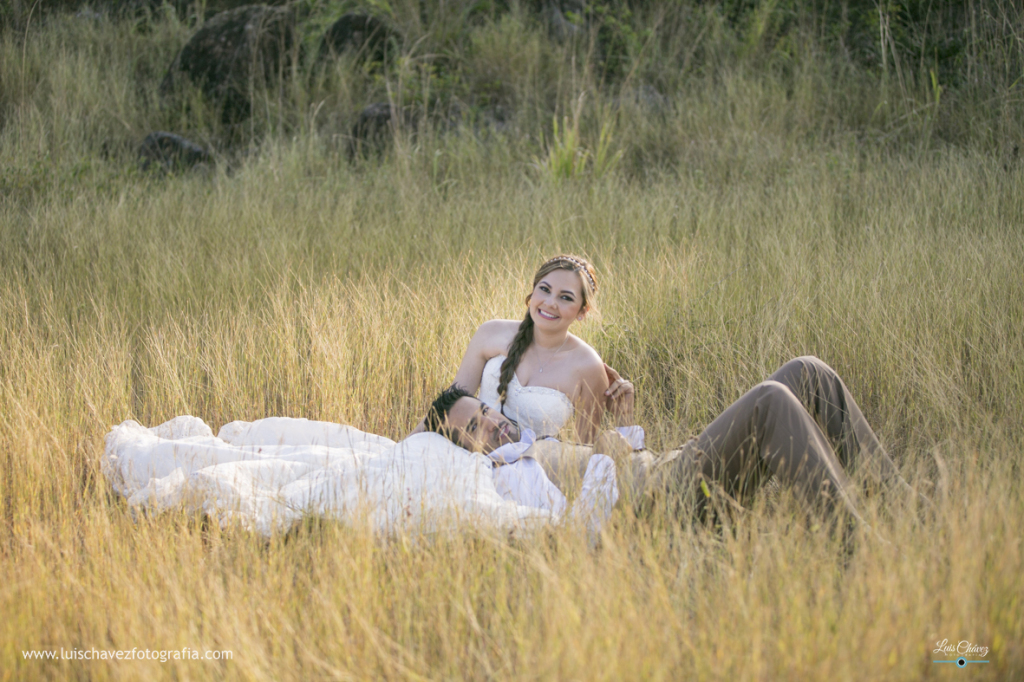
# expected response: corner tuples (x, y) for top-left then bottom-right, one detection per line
(425, 356), (927, 525)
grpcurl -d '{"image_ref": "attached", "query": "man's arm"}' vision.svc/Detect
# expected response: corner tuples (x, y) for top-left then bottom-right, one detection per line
(593, 429), (634, 468)
(520, 439), (593, 492)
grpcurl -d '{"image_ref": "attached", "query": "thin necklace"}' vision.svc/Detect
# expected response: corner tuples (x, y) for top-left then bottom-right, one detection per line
(535, 336), (569, 374)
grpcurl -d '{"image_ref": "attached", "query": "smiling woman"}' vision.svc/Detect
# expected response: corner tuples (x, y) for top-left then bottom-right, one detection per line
(437, 254), (613, 445)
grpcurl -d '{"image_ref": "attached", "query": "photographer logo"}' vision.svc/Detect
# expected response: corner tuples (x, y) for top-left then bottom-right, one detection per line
(932, 639), (990, 668)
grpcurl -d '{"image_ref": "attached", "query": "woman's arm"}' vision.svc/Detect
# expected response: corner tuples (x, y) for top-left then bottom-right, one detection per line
(449, 319), (507, 396)
(572, 360), (610, 444)
(603, 363), (635, 427)
(406, 320), (510, 437)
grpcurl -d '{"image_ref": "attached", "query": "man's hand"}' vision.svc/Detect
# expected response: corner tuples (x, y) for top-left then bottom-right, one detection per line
(603, 363), (635, 426)
(594, 429), (632, 465)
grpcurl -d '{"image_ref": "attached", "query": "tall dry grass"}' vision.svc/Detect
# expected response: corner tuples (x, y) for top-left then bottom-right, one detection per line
(3, 144), (1022, 679)
(2, 2), (1023, 680)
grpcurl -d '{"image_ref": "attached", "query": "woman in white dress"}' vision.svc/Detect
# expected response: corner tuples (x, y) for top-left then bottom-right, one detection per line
(410, 254), (636, 528)
(414, 254), (629, 443)
(103, 255), (629, 536)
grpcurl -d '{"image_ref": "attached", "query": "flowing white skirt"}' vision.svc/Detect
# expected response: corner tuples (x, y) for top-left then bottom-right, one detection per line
(102, 416), (608, 537)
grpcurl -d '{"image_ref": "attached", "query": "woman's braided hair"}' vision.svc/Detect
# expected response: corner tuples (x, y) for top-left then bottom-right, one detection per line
(497, 255), (598, 408)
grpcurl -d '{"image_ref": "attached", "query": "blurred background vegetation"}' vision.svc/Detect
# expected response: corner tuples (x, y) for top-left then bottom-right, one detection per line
(1, 0), (1021, 178)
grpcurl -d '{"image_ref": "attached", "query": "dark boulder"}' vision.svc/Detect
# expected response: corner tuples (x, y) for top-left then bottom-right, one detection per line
(318, 13), (394, 63)
(347, 102), (415, 159)
(159, 4), (296, 123)
(138, 132), (211, 172)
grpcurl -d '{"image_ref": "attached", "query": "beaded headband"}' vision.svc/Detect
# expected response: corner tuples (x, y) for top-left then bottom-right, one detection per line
(543, 256), (598, 293)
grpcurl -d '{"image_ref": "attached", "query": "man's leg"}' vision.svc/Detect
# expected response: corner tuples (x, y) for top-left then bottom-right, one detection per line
(767, 356), (915, 496)
(646, 380), (867, 523)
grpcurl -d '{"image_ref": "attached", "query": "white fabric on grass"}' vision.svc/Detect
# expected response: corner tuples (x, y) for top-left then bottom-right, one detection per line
(102, 416), (616, 537)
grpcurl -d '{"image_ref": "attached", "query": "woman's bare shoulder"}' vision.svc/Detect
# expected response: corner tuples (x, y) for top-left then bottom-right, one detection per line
(476, 318), (521, 334)
(568, 335), (604, 368)
(472, 319), (522, 354)
(566, 338), (609, 400)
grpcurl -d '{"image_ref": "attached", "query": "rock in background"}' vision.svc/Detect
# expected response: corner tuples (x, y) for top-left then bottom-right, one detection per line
(347, 102), (416, 159)
(159, 4), (296, 124)
(138, 132), (211, 173)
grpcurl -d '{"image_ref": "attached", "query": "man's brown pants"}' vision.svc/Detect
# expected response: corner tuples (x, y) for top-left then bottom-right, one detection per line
(633, 356), (917, 522)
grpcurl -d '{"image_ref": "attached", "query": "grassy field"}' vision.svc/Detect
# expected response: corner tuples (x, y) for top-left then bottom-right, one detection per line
(2, 2), (1024, 680)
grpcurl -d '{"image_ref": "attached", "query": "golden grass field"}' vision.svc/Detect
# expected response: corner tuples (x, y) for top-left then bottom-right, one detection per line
(2, 3), (1023, 679)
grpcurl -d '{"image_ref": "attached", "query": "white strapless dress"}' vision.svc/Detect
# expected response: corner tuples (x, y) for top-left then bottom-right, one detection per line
(478, 355), (574, 437)
(102, 416), (556, 537)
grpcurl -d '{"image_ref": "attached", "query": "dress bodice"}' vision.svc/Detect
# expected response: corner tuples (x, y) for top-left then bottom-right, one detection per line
(478, 355), (574, 438)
